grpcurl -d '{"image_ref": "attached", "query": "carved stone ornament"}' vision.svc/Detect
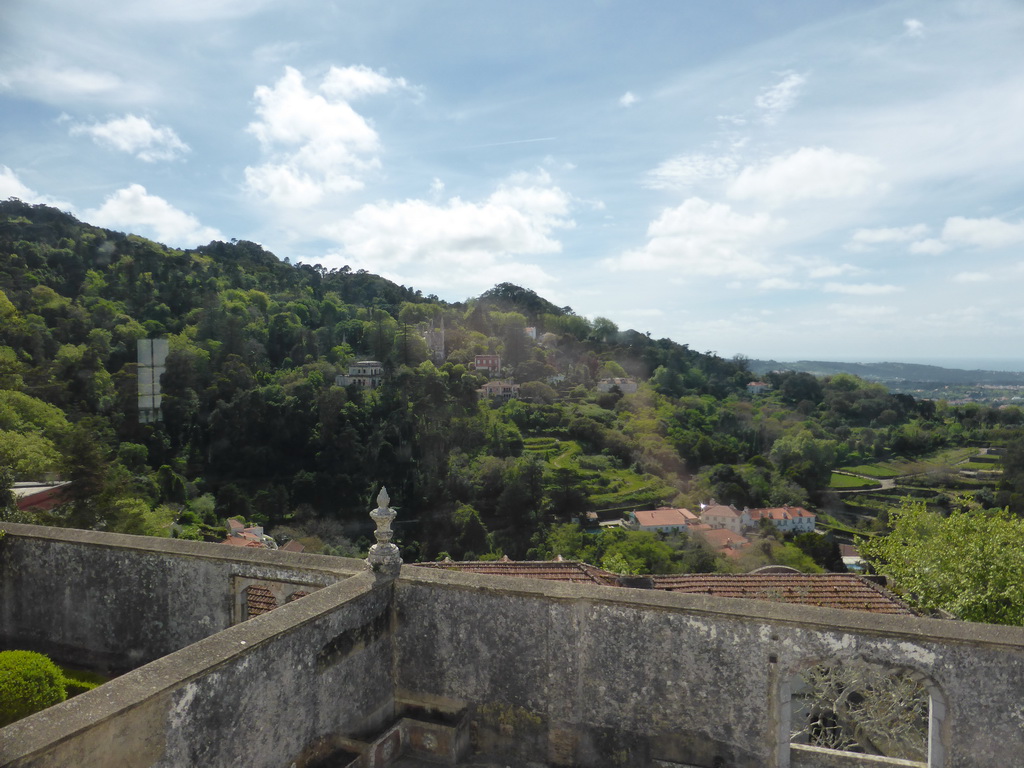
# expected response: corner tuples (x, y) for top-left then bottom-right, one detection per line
(366, 486), (402, 576)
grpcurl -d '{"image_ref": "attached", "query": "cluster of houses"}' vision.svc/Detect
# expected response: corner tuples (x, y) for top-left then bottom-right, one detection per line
(626, 501), (816, 559)
(222, 518), (305, 553)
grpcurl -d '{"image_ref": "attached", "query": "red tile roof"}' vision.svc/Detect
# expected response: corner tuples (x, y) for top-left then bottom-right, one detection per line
(633, 507), (696, 528)
(696, 528), (750, 557)
(415, 561), (913, 615)
(748, 506), (815, 521)
(420, 560), (620, 586)
(702, 504), (742, 518)
(245, 584), (278, 617)
(650, 573), (914, 615)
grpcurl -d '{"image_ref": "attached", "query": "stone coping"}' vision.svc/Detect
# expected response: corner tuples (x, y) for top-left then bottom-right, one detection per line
(397, 562), (1024, 652)
(0, 521), (365, 577)
(0, 571), (378, 765)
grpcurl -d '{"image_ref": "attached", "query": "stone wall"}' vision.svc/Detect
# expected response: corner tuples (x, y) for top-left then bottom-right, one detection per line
(0, 571), (394, 768)
(394, 566), (1024, 768)
(3, 524), (1024, 768)
(0, 523), (355, 672)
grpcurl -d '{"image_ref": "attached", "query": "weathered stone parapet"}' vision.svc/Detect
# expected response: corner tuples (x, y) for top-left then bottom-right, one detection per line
(366, 487), (402, 578)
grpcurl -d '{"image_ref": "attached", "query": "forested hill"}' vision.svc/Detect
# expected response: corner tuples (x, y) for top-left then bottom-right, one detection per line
(2, 199), (1023, 569)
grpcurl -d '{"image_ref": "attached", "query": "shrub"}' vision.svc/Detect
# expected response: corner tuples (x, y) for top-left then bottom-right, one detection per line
(0, 650), (67, 727)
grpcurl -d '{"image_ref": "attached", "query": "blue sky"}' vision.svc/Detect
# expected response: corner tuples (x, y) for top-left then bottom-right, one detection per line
(3, 0), (1024, 365)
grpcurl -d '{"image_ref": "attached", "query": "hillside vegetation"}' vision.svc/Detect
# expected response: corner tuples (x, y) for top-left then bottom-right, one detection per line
(3, 199), (1024, 569)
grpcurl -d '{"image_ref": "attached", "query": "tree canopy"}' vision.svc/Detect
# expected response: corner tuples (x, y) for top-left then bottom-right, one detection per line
(860, 498), (1024, 625)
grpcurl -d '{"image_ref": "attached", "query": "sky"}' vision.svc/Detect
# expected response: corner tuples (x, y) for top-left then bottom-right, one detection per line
(2, 0), (1024, 366)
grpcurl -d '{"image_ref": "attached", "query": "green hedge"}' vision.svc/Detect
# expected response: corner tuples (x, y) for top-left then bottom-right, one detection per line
(0, 650), (67, 727)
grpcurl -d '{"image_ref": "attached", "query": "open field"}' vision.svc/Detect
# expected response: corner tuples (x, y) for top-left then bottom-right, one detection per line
(829, 473), (881, 490)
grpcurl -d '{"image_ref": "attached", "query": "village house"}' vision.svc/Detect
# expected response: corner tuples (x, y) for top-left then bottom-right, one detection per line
(747, 506), (816, 533)
(335, 360), (383, 389)
(694, 527), (751, 559)
(11, 481), (70, 512)
(473, 354), (501, 376)
(747, 381), (772, 395)
(700, 502), (751, 533)
(222, 518), (278, 549)
(596, 377), (639, 394)
(477, 379), (520, 402)
(628, 506), (698, 534)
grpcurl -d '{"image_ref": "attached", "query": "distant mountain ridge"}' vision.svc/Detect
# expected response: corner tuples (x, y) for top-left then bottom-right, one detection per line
(747, 359), (1024, 386)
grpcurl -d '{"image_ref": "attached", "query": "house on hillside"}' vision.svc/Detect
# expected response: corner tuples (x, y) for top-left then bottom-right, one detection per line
(222, 518), (278, 550)
(596, 377), (638, 394)
(628, 507), (698, 534)
(700, 502), (751, 533)
(747, 381), (772, 395)
(12, 481), (71, 512)
(693, 527), (750, 559)
(335, 360), (383, 389)
(477, 379), (519, 402)
(473, 354), (502, 376)
(747, 506), (816, 533)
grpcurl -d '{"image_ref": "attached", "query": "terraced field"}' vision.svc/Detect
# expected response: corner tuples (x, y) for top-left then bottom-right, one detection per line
(522, 435), (675, 512)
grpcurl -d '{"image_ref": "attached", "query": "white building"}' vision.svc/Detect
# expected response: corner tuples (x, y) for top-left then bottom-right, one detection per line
(700, 503), (751, 533)
(747, 506), (816, 533)
(336, 360), (384, 389)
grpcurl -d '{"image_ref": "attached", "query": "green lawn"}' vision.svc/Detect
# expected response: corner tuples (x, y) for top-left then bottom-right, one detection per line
(829, 473), (881, 490)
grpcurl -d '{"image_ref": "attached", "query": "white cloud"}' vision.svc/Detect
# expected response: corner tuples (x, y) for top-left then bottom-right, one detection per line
(826, 304), (898, 319)
(758, 277), (801, 290)
(605, 197), (782, 276)
(644, 153), (738, 191)
(903, 19), (925, 38)
(909, 238), (948, 255)
(244, 65), (408, 207)
(85, 184), (222, 247)
(70, 114), (189, 162)
(824, 282), (903, 296)
(907, 215), (1024, 255)
(321, 64), (410, 101)
(804, 262), (863, 279)
(942, 216), (1024, 248)
(323, 171), (573, 292)
(112, 0), (278, 21)
(729, 147), (885, 208)
(0, 166), (73, 209)
(619, 91), (638, 107)
(756, 71), (806, 124)
(953, 272), (991, 283)
(0, 65), (133, 104)
(847, 223), (928, 251)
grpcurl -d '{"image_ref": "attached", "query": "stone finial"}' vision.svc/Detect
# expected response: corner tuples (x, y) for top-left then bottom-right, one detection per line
(366, 486), (402, 577)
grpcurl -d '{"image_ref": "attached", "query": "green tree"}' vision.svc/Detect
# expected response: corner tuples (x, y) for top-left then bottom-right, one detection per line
(860, 498), (1024, 625)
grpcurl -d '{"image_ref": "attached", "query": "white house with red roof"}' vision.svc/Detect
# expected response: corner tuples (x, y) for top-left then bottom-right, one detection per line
(628, 506), (697, 533)
(747, 506), (816, 533)
(700, 503), (751, 533)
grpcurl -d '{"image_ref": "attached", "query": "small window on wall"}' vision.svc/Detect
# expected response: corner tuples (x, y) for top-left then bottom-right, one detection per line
(787, 661), (940, 767)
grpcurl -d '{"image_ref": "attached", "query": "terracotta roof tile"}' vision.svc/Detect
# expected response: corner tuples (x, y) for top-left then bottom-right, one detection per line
(415, 561), (913, 615)
(246, 584), (278, 617)
(633, 507), (696, 527)
(419, 560), (620, 586)
(652, 573), (913, 614)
